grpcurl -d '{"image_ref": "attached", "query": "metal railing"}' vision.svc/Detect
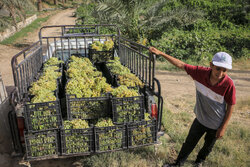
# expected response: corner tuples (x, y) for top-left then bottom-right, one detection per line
(118, 37), (156, 91)
(0, 73), (8, 104)
(11, 41), (43, 102)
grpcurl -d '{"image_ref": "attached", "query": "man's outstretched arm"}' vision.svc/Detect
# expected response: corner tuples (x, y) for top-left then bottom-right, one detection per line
(149, 47), (185, 70)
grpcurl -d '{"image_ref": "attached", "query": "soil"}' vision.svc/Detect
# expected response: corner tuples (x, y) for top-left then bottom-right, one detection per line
(0, 7), (249, 167)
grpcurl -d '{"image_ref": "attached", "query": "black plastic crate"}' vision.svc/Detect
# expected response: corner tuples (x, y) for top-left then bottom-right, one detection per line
(111, 95), (145, 124)
(101, 62), (116, 85)
(95, 125), (126, 153)
(128, 119), (157, 148)
(24, 129), (59, 160)
(24, 100), (62, 132)
(61, 128), (93, 155)
(66, 94), (110, 120)
(89, 48), (114, 63)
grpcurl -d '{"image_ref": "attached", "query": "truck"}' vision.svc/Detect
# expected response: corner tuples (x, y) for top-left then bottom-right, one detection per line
(8, 24), (163, 163)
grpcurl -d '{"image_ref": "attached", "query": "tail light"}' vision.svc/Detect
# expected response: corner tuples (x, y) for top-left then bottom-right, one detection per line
(17, 117), (25, 144)
(151, 103), (158, 120)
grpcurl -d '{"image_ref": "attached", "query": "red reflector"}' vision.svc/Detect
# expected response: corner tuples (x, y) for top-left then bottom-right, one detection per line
(17, 117), (25, 143)
(151, 103), (158, 120)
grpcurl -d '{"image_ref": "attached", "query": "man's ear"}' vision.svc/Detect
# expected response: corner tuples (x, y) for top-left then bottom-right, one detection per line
(210, 62), (213, 68)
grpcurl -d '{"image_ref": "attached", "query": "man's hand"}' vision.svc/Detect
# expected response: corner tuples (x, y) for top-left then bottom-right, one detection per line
(149, 46), (185, 70)
(216, 104), (234, 139)
(149, 47), (162, 55)
(216, 127), (225, 139)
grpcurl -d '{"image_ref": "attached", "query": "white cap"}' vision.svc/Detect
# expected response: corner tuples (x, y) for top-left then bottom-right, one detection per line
(212, 52), (232, 69)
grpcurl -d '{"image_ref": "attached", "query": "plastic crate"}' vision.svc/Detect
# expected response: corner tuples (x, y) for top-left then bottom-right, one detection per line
(128, 119), (157, 148)
(24, 129), (59, 160)
(89, 48), (114, 63)
(24, 100), (62, 132)
(111, 95), (145, 124)
(95, 125), (126, 153)
(66, 94), (110, 120)
(101, 62), (116, 86)
(61, 128), (93, 155)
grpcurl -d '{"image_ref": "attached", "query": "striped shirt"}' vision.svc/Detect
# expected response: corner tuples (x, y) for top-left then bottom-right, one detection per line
(184, 64), (236, 129)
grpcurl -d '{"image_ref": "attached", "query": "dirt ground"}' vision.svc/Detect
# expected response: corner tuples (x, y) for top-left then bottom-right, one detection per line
(0, 7), (249, 167)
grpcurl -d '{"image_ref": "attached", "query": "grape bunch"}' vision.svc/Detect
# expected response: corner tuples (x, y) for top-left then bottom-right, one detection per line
(66, 56), (112, 119)
(91, 40), (114, 51)
(90, 40), (114, 62)
(29, 57), (62, 103)
(107, 57), (144, 88)
(95, 118), (123, 151)
(28, 131), (57, 157)
(66, 56), (112, 98)
(62, 119), (91, 154)
(26, 57), (62, 131)
(130, 115), (155, 146)
(44, 57), (63, 67)
(111, 86), (143, 123)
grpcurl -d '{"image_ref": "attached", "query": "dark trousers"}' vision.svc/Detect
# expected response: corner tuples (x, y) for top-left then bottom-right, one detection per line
(176, 118), (217, 164)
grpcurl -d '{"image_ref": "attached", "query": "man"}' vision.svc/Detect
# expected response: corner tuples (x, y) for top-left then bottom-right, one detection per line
(149, 47), (236, 167)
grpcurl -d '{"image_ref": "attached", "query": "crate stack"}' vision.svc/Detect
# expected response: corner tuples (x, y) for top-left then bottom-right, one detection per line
(102, 57), (157, 148)
(63, 55), (124, 154)
(22, 39), (157, 160)
(23, 58), (63, 159)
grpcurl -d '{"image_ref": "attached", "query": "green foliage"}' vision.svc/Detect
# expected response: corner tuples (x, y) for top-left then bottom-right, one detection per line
(75, 2), (97, 25)
(0, 0), (37, 31)
(152, 27), (250, 62)
(75, 0), (250, 63)
(1, 16), (50, 45)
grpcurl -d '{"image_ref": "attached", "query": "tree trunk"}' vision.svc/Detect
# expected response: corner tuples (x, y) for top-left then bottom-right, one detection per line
(38, 0), (42, 11)
(9, 6), (17, 30)
(54, 0), (58, 5)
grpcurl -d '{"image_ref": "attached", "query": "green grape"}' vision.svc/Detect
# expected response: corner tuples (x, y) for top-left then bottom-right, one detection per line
(107, 57), (144, 88)
(111, 85), (139, 98)
(28, 132), (57, 157)
(31, 91), (56, 103)
(131, 122), (153, 146)
(44, 57), (63, 67)
(95, 118), (123, 151)
(103, 40), (114, 51)
(63, 119), (90, 154)
(95, 118), (114, 127)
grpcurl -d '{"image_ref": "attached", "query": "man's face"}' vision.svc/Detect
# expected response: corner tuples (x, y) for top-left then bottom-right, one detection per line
(210, 63), (228, 81)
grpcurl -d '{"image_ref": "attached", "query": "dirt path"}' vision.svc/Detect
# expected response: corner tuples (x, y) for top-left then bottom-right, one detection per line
(0, 8), (77, 167)
(0, 8), (76, 93)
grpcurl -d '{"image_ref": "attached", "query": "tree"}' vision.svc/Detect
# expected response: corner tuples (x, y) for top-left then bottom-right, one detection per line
(93, 0), (203, 41)
(38, 0), (42, 11)
(54, 0), (58, 5)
